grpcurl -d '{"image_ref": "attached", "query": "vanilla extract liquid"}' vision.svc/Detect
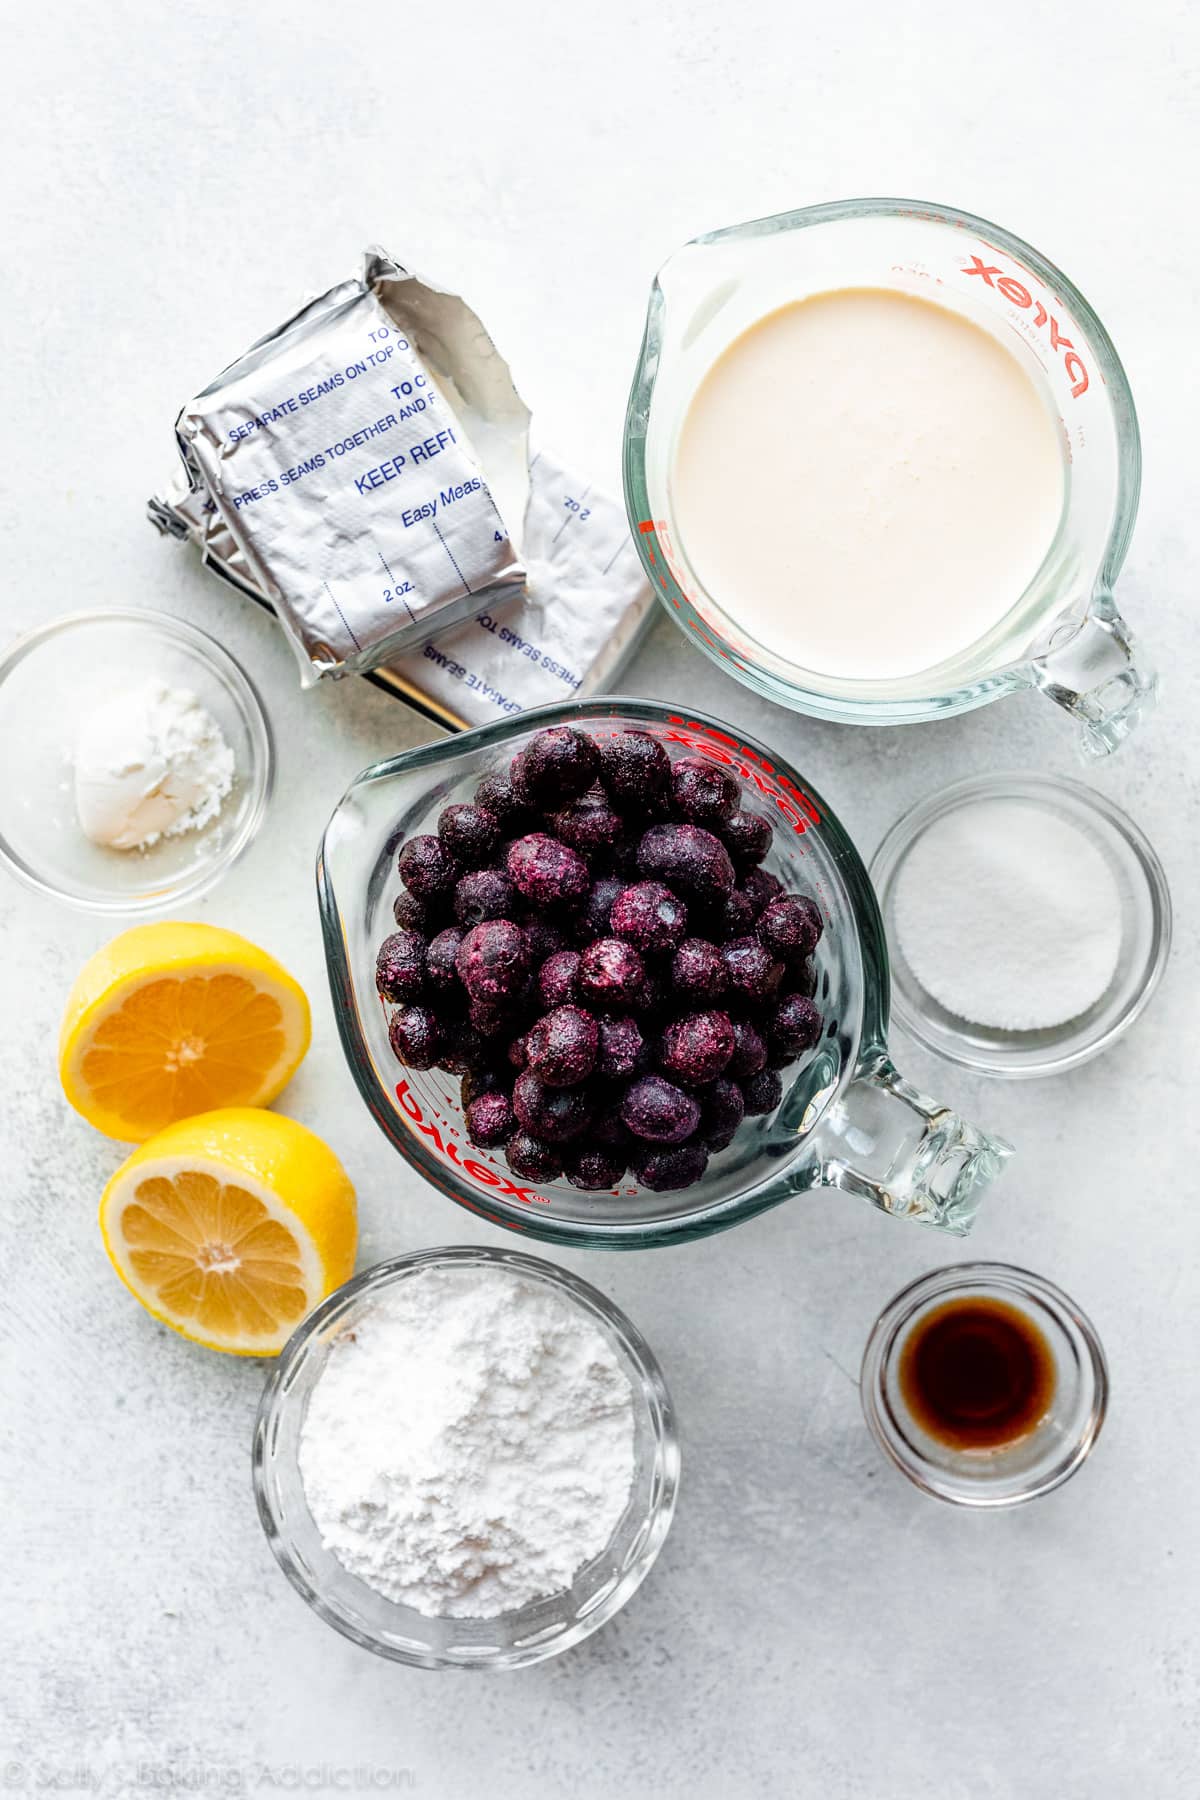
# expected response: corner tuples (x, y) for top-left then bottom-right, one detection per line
(898, 1296), (1056, 1451)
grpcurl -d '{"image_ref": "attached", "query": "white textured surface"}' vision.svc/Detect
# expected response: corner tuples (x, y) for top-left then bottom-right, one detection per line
(1, 4), (1197, 1796)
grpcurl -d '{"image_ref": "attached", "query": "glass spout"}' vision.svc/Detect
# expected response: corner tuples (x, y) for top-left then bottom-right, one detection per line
(811, 1059), (1013, 1234)
(1029, 591), (1157, 759)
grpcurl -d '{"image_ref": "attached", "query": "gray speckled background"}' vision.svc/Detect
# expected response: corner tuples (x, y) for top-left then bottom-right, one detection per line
(3, 3), (1198, 1796)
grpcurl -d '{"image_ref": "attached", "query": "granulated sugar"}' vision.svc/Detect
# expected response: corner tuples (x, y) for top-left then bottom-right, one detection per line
(298, 1263), (635, 1619)
(893, 798), (1122, 1031)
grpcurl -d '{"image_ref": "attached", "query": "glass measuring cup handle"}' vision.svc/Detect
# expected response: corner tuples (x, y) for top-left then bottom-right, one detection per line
(809, 1058), (1013, 1234)
(1028, 589), (1158, 759)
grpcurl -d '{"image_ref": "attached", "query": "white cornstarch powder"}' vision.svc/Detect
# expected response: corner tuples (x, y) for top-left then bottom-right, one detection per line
(298, 1264), (637, 1619)
(73, 680), (235, 850)
(894, 798), (1123, 1031)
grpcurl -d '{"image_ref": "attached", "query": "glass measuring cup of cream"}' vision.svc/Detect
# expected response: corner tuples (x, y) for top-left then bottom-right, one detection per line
(624, 199), (1155, 757)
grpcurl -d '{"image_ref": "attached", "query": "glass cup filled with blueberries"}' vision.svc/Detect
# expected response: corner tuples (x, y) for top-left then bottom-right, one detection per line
(319, 700), (1010, 1249)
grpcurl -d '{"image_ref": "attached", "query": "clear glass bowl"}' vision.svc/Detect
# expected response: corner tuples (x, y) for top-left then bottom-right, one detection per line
(869, 772), (1171, 1077)
(860, 1262), (1108, 1507)
(317, 697), (1011, 1251)
(0, 609), (273, 913)
(252, 1245), (680, 1669)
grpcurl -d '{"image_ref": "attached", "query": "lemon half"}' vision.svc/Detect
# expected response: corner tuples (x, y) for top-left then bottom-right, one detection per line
(99, 1108), (357, 1355)
(60, 922), (311, 1142)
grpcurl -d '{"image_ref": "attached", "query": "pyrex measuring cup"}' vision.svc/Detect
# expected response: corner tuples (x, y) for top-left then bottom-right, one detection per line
(318, 698), (1011, 1250)
(624, 199), (1155, 757)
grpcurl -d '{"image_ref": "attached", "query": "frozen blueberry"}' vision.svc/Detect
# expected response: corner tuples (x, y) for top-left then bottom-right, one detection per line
(579, 937), (645, 1007)
(768, 994), (823, 1063)
(469, 999), (517, 1038)
(670, 755), (738, 825)
(741, 1068), (784, 1116)
(632, 966), (669, 1019)
(693, 888), (757, 945)
(637, 823), (735, 898)
(757, 895), (823, 961)
(454, 868), (518, 926)
(727, 888), (761, 937)
(461, 1067), (507, 1109)
(721, 809), (773, 867)
(519, 726), (598, 804)
(525, 1005), (599, 1087)
(506, 833), (590, 905)
(425, 927), (466, 1000)
(523, 919), (566, 966)
(387, 1005), (441, 1070)
(437, 802), (501, 867)
(596, 1014), (646, 1079)
(507, 750), (534, 806)
(598, 837), (642, 880)
(507, 1032), (530, 1069)
(398, 834), (459, 904)
(670, 938), (729, 1002)
(592, 1111), (634, 1150)
(727, 1017), (768, 1080)
(722, 936), (785, 1001)
(659, 1009), (735, 1087)
(506, 1132), (563, 1183)
(440, 1017), (497, 1075)
(465, 1090), (514, 1148)
(596, 730), (671, 810)
(536, 949), (582, 1011)
(620, 1074), (701, 1144)
(512, 1070), (594, 1143)
(610, 882), (689, 954)
(392, 891), (429, 932)
(570, 876), (625, 945)
(375, 929), (426, 1004)
(474, 767), (531, 829)
(740, 867), (785, 920)
(550, 790), (624, 854)
(562, 1144), (627, 1191)
(699, 1077), (745, 1151)
(455, 919), (529, 1003)
(634, 1142), (709, 1192)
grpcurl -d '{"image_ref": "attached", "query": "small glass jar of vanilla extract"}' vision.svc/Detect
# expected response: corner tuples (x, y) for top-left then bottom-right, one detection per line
(860, 1264), (1108, 1507)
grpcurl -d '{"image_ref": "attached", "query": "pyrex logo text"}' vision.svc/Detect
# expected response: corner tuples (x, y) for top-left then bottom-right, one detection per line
(394, 1076), (547, 1208)
(963, 255), (1089, 398)
(661, 716), (820, 836)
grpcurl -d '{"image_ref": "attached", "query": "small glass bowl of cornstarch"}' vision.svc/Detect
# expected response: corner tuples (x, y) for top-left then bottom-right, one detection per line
(0, 609), (272, 913)
(870, 773), (1171, 1077)
(253, 1246), (679, 1669)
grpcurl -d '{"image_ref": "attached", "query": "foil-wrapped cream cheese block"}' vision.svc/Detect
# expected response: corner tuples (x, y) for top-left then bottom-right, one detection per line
(154, 249), (529, 684)
(153, 442), (655, 732)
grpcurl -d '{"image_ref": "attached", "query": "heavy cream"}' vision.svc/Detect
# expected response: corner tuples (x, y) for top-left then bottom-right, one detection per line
(670, 288), (1065, 683)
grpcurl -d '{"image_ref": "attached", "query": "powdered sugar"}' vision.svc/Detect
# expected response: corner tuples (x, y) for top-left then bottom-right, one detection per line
(894, 798), (1122, 1031)
(298, 1264), (636, 1619)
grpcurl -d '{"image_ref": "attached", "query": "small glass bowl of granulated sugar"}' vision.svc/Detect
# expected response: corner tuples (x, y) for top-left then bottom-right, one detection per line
(870, 773), (1171, 1077)
(253, 1245), (679, 1670)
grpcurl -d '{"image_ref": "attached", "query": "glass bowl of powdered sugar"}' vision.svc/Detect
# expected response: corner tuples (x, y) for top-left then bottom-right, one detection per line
(870, 773), (1171, 1078)
(0, 608), (272, 912)
(253, 1245), (679, 1669)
